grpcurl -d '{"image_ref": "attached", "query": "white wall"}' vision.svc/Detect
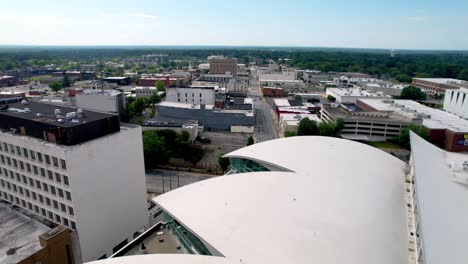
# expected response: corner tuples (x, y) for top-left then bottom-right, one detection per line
(230, 125), (254, 133)
(76, 94), (119, 113)
(444, 89), (468, 119)
(66, 125), (148, 261)
(166, 87), (215, 105)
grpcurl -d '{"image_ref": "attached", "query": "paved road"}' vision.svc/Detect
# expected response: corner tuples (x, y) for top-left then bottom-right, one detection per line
(146, 169), (218, 195)
(249, 68), (278, 142)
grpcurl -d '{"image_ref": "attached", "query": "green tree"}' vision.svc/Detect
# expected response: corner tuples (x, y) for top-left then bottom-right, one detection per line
(284, 131), (297, 137)
(48, 81), (63, 92)
(395, 74), (412, 83)
(397, 124), (428, 148)
(297, 118), (319, 136)
(132, 98), (147, 116)
(400, 86), (427, 101)
(247, 136), (254, 146)
(155, 80), (166, 91)
(218, 155), (230, 173)
(293, 95), (302, 101)
(319, 122), (335, 136)
(62, 76), (71, 88)
(149, 93), (161, 105)
(327, 95), (336, 102)
(142, 131), (169, 169)
(457, 69), (468, 81)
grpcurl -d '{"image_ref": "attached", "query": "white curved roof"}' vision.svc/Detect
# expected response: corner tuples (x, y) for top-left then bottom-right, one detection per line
(152, 136), (409, 264)
(225, 136), (403, 175)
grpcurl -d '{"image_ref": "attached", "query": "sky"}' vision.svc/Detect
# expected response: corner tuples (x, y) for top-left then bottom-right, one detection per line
(1, 0), (468, 50)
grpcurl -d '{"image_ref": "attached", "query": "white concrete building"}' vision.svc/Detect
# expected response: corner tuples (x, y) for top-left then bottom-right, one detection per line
(76, 90), (126, 114)
(166, 86), (218, 105)
(443, 88), (468, 119)
(280, 113), (321, 133)
(408, 132), (468, 264)
(133, 87), (161, 99)
(0, 101), (148, 262)
(89, 136), (409, 264)
(326, 87), (391, 103)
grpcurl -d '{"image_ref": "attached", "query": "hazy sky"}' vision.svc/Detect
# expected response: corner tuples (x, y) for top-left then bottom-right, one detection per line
(1, 0), (468, 50)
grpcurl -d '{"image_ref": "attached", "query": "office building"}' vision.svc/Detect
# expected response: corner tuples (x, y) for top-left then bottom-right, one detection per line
(443, 88), (468, 119)
(202, 73), (233, 83)
(89, 136), (409, 264)
(133, 87), (164, 99)
(412, 78), (468, 96)
(358, 98), (468, 151)
(0, 99), (148, 262)
(209, 57), (237, 76)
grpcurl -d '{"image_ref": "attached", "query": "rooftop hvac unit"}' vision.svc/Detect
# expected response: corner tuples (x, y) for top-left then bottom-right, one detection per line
(57, 119), (65, 123)
(54, 109), (61, 115)
(21, 100), (29, 105)
(36, 113), (43, 117)
(65, 112), (76, 119)
(24, 108), (31, 113)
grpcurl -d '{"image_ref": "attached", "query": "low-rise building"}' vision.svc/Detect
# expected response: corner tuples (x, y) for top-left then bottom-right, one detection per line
(142, 118), (199, 142)
(412, 78), (468, 96)
(326, 87), (391, 104)
(76, 90), (126, 115)
(0, 89), (26, 99)
(321, 103), (419, 141)
(133, 87), (164, 99)
(166, 85), (219, 105)
(0, 76), (17, 87)
(0, 203), (75, 264)
(280, 113), (321, 134)
(103, 77), (131, 86)
(261, 87), (286, 97)
(358, 98), (468, 151)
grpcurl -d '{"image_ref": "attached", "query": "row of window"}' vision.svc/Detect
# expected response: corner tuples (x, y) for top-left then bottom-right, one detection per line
(178, 92), (203, 97)
(1, 190), (76, 230)
(0, 156), (70, 187)
(0, 171), (72, 201)
(0, 142), (67, 170)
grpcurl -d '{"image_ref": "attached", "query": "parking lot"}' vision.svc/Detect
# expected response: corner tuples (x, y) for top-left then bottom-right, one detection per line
(197, 131), (251, 168)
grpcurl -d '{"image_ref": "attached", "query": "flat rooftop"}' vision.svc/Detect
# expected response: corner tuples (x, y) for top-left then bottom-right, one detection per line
(0, 203), (51, 263)
(359, 99), (468, 132)
(0, 99), (117, 128)
(327, 88), (391, 98)
(323, 104), (415, 123)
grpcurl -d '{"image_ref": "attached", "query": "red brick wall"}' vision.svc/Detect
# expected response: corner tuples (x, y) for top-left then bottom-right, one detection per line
(355, 99), (378, 111)
(261, 87), (285, 97)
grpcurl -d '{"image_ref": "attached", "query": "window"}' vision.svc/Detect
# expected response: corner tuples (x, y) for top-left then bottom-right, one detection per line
(22, 148), (28, 158)
(53, 200), (58, 209)
(66, 191), (72, 201)
(3, 143), (8, 152)
(9, 145), (15, 154)
(12, 159), (17, 168)
(28, 177), (34, 186)
(42, 183), (48, 192)
(40, 168), (46, 178)
(41, 208), (46, 217)
(61, 203), (66, 212)
(16, 146), (21, 156)
(63, 175), (69, 186)
(71, 221), (76, 230)
(58, 188), (64, 198)
(53, 157), (59, 167)
(22, 175), (27, 184)
(55, 173), (61, 183)
(30, 150), (36, 160)
(47, 170), (53, 180)
(68, 206), (74, 216)
(63, 218), (69, 227)
(51, 186), (56, 195)
(37, 153), (43, 163)
(60, 159), (66, 170)
(39, 194), (44, 204)
(35, 180), (41, 190)
(32, 192), (37, 201)
(45, 155), (50, 165)
(33, 166), (38, 175)
(26, 163), (31, 173)
(48, 211), (53, 219)
(34, 205), (39, 214)
(19, 161), (24, 170)
(46, 197), (51, 206)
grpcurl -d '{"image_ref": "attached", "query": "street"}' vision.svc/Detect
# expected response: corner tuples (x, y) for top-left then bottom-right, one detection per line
(249, 67), (278, 142)
(146, 169), (219, 195)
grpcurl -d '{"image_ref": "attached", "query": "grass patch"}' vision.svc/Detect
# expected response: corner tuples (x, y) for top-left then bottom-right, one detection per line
(367, 141), (404, 150)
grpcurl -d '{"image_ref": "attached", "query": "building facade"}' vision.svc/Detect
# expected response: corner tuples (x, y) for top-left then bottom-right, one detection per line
(412, 78), (468, 96)
(209, 58), (237, 76)
(0, 100), (148, 262)
(443, 88), (468, 119)
(166, 87), (217, 105)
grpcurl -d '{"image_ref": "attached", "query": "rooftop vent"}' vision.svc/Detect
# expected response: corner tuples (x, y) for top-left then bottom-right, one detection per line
(57, 119), (64, 123)
(24, 108), (31, 113)
(21, 100), (29, 105)
(65, 112), (76, 119)
(36, 113), (43, 117)
(54, 109), (61, 115)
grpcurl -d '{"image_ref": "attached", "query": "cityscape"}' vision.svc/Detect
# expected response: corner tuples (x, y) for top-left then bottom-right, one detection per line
(1, 1), (468, 264)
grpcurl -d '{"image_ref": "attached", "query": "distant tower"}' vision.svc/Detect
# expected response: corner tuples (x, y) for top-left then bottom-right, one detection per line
(390, 49), (396, 57)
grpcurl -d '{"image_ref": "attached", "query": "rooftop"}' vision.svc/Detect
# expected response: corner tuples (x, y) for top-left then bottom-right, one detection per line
(0, 99), (117, 128)
(0, 203), (51, 263)
(359, 99), (468, 132)
(322, 103), (417, 123)
(327, 88), (391, 98)
(158, 101), (214, 110)
(413, 78), (468, 84)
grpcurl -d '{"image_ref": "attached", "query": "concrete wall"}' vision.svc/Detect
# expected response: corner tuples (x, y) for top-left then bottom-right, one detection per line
(158, 106), (254, 131)
(166, 87), (215, 105)
(230, 125), (254, 133)
(66, 125), (148, 261)
(76, 94), (122, 114)
(444, 89), (468, 119)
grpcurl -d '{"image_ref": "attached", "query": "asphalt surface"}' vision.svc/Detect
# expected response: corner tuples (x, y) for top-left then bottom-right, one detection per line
(249, 68), (278, 142)
(146, 169), (219, 195)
